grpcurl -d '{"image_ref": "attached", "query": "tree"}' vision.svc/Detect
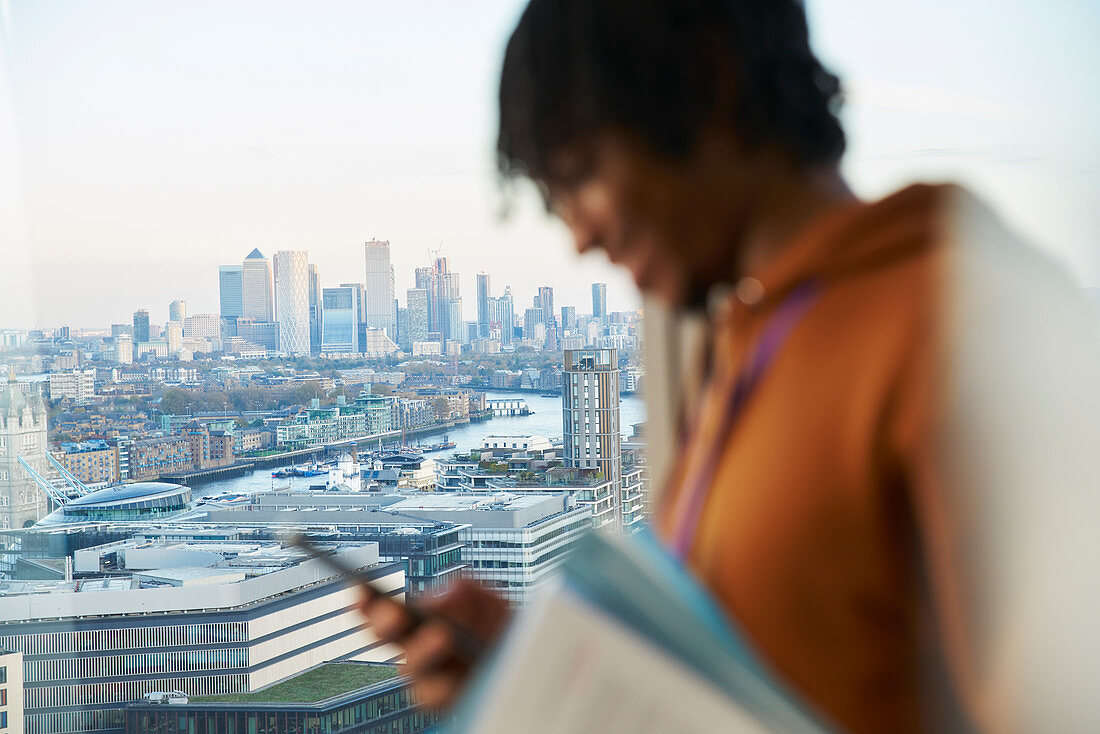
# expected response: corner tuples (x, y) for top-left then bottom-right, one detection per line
(160, 388), (193, 416)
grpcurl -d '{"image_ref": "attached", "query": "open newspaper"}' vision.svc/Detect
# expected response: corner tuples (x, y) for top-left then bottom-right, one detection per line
(450, 529), (833, 733)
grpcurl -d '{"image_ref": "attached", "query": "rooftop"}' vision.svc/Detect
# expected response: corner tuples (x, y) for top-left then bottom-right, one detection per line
(67, 482), (188, 507)
(193, 663), (398, 704)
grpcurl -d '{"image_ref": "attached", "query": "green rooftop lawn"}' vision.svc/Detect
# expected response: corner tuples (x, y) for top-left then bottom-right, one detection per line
(193, 664), (398, 704)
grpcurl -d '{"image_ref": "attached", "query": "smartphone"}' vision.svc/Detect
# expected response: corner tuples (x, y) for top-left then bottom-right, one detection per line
(287, 532), (483, 662)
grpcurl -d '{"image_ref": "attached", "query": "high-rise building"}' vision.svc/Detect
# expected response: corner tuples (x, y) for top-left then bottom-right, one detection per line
(241, 249), (274, 323)
(592, 282), (608, 320)
(523, 308), (544, 341)
(562, 348), (627, 530)
(447, 298), (465, 346)
(561, 305), (577, 331)
(476, 272), (491, 338)
(168, 300), (187, 324)
(500, 287), (515, 346)
(183, 314), (221, 340)
(273, 250), (310, 356)
(308, 262), (322, 356)
(321, 286), (361, 354)
(113, 333), (133, 365)
(537, 286), (555, 328)
(165, 320), (183, 355)
(132, 309), (150, 344)
(405, 288), (430, 349)
(0, 381), (49, 530)
(218, 265), (244, 320)
(364, 240), (396, 337)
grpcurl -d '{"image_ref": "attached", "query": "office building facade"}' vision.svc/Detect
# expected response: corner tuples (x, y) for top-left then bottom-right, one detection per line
(0, 544), (404, 734)
(592, 282), (607, 320)
(273, 250), (310, 356)
(124, 667), (436, 734)
(218, 265), (244, 321)
(131, 310), (150, 344)
(167, 300), (186, 324)
(0, 650), (24, 734)
(321, 286), (362, 354)
(364, 240), (396, 337)
(241, 249), (274, 323)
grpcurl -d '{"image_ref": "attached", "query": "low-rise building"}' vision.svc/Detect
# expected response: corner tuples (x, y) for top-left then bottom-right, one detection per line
(124, 663), (436, 734)
(0, 542), (403, 734)
(55, 441), (119, 486)
(386, 492), (592, 605)
(48, 369), (96, 405)
(128, 436), (191, 481)
(0, 649), (25, 734)
(233, 427), (274, 455)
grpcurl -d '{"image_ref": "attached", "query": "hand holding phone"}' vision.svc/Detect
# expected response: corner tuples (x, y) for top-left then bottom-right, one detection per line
(287, 533), (494, 669)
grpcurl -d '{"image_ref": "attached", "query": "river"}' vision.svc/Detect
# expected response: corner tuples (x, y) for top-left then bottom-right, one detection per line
(191, 391), (646, 498)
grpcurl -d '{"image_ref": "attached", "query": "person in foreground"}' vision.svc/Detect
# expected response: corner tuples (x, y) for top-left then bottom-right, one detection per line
(360, 1), (1100, 731)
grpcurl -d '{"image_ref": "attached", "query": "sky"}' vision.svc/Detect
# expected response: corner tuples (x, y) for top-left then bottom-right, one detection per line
(0, 0), (1097, 329)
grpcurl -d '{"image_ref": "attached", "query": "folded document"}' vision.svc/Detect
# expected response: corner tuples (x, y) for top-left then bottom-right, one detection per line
(451, 528), (832, 733)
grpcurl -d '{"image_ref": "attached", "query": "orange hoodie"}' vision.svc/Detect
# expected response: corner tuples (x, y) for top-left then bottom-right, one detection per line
(657, 183), (975, 733)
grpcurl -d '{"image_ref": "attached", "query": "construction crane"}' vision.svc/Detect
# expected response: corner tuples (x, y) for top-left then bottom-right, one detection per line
(16, 456), (71, 508)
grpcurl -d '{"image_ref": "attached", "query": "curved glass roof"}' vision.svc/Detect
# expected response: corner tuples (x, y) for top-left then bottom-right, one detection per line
(67, 482), (188, 507)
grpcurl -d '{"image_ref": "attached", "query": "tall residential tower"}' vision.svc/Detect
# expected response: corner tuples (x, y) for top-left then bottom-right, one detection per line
(562, 348), (640, 532)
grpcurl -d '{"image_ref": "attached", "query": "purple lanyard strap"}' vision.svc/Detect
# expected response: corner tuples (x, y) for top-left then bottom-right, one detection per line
(669, 281), (821, 562)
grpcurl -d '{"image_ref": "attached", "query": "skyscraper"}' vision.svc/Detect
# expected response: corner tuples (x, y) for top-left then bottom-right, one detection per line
(218, 265), (244, 320)
(562, 348), (624, 529)
(523, 307), (544, 341)
(308, 262), (322, 356)
(321, 286), (361, 354)
(165, 321), (183, 355)
(476, 272), (491, 338)
(273, 250), (310, 356)
(447, 298), (465, 345)
(592, 282), (608, 320)
(114, 333), (133, 364)
(242, 249), (274, 323)
(561, 305), (577, 332)
(406, 288), (430, 348)
(132, 309), (150, 343)
(364, 240), (396, 337)
(537, 286), (555, 327)
(500, 286), (515, 346)
(168, 300), (187, 324)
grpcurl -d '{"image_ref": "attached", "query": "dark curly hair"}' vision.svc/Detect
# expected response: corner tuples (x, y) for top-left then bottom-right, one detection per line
(497, 0), (846, 185)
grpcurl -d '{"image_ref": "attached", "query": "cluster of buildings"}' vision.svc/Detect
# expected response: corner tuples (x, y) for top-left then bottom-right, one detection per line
(275, 388), (483, 450)
(0, 238), (640, 371)
(0, 321), (650, 734)
(0, 538), (420, 734)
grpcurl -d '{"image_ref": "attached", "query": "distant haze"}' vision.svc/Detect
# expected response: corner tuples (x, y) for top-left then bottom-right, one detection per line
(1, 0), (1096, 328)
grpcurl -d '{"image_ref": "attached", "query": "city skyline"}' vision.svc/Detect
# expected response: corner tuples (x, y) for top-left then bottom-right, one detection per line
(2, 1), (1096, 330)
